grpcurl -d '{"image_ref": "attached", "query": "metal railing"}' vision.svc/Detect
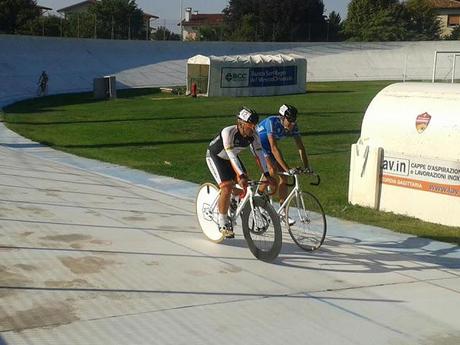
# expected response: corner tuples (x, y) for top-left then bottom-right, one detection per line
(432, 50), (460, 83)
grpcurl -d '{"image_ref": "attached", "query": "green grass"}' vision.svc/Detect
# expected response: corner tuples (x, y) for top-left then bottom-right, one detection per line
(2, 82), (459, 245)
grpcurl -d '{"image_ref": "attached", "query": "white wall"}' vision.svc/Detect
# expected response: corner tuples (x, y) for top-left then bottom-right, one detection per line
(1, 34), (460, 107)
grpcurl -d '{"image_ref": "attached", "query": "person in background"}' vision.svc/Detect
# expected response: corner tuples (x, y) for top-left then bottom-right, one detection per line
(37, 71), (48, 96)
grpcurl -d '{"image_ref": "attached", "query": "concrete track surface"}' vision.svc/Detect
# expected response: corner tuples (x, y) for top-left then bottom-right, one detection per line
(0, 123), (459, 345)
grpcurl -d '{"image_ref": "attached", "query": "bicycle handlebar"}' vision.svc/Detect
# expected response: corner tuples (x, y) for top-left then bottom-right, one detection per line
(239, 180), (270, 199)
(278, 168), (321, 186)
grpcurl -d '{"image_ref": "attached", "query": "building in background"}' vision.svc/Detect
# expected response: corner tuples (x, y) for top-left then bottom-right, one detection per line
(179, 7), (224, 41)
(37, 4), (52, 16)
(430, 0), (460, 37)
(57, 0), (97, 15)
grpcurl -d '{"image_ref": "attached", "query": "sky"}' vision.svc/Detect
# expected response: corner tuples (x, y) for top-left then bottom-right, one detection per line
(39, 0), (350, 29)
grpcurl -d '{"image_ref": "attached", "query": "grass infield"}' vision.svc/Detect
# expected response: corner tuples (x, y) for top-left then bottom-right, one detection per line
(2, 81), (459, 244)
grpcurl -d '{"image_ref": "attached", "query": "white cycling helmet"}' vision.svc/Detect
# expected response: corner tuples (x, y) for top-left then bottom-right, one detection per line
(237, 107), (259, 124)
(279, 104), (298, 122)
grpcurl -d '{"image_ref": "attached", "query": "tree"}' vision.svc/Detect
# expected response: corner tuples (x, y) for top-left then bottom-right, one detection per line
(0, 0), (40, 34)
(223, 0), (327, 42)
(344, 0), (441, 41)
(404, 0), (440, 40)
(63, 12), (98, 38)
(343, 0), (407, 41)
(20, 14), (63, 37)
(88, 0), (146, 40)
(198, 25), (226, 41)
(446, 25), (460, 40)
(226, 13), (258, 41)
(151, 26), (180, 40)
(327, 11), (343, 41)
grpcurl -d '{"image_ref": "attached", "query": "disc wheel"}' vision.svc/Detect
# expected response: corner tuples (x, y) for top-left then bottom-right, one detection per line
(196, 183), (224, 243)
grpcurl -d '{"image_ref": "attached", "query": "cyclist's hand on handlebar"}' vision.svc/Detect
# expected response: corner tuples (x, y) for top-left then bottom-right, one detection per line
(304, 167), (314, 174)
(238, 174), (248, 190)
(266, 175), (277, 188)
(287, 168), (298, 176)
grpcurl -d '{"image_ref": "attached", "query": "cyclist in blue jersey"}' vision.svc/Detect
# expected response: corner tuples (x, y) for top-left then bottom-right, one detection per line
(257, 104), (311, 224)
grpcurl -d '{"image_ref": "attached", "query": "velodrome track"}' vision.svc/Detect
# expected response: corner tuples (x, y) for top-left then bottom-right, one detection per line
(1, 35), (459, 344)
(0, 117), (459, 344)
(2, 35), (460, 107)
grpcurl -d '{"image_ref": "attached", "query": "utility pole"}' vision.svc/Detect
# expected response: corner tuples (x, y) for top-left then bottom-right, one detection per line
(111, 15), (114, 39)
(128, 15), (131, 40)
(180, 0), (183, 40)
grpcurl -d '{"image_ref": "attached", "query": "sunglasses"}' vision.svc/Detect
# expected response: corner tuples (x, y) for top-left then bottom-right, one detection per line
(244, 122), (256, 129)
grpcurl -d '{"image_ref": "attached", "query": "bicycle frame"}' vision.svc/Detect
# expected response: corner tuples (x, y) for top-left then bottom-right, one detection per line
(207, 182), (262, 226)
(276, 174), (302, 215)
(263, 169), (320, 216)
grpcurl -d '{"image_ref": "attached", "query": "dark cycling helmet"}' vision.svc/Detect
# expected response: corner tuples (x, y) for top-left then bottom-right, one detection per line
(279, 104), (298, 122)
(237, 107), (259, 124)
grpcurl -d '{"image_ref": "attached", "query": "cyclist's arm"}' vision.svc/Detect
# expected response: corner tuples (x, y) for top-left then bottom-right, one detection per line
(294, 136), (311, 170)
(251, 134), (269, 176)
(268, 134), (290, 172)
(222, 127), (246, 178)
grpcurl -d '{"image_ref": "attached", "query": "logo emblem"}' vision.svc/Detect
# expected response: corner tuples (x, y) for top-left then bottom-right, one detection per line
(416, 112), (431, 133)
(225, 73), (233, 82)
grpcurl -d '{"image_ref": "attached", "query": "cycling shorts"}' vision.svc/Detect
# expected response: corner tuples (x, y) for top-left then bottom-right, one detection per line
(206, 150), (246, 185)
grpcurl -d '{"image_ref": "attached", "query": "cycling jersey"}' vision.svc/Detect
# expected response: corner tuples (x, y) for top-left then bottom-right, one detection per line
(208, 125), (268, 178)
(256, 116), (300, 154)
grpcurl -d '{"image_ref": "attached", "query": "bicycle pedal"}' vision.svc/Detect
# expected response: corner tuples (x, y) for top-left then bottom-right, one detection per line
(221, 229), (235, 238)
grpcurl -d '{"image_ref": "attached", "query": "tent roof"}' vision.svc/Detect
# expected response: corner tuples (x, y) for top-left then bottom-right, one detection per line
(187, 54), (305, 65)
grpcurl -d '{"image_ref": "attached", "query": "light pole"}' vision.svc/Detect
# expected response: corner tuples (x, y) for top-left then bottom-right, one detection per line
(180, 0), (183, 40)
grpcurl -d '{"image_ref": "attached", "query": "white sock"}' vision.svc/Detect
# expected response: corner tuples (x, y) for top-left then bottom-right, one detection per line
(219, 213), (227, 226)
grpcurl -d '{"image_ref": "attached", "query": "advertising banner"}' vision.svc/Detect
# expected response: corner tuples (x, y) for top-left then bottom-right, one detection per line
(221, 66), (297, 88)
(381, 154), (460, 198)
(221, 68), (249, 88)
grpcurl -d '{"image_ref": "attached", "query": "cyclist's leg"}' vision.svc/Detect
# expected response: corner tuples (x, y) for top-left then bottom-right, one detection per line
(276, 160), (289, 205)
(206, 151), (236, 237)
(272, 160), (295, 225)
(218, 181), (232, 221)
(258, 153), (277, 194)
(261, 155), (286, 200)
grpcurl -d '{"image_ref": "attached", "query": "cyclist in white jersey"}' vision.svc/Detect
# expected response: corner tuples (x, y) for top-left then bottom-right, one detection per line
(206, 107), (276, 238)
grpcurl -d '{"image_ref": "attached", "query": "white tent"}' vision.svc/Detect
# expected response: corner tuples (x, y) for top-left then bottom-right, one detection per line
(186, 54), (307, 97)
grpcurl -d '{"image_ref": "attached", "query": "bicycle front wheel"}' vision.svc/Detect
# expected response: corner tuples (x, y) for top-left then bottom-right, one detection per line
(196, 183), (224, 243)
(241, 196), (282, 263)
(286, 191), (326, 251)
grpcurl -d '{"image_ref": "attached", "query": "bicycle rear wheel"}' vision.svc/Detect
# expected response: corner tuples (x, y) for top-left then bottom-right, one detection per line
(196, 183), (224, 243)
(286, 191), (326, 251)
(241, 196), (282, 262)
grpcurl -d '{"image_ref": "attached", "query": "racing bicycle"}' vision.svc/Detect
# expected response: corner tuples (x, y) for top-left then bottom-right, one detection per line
(269, 168), (327, 251)
(196, 180), (282, 262)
